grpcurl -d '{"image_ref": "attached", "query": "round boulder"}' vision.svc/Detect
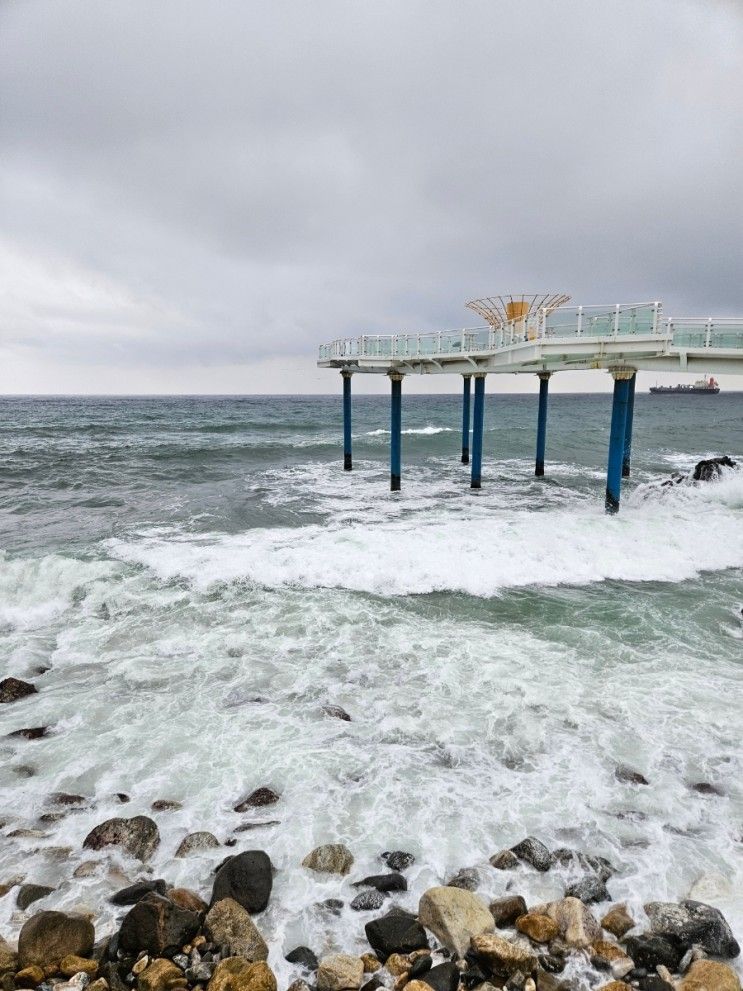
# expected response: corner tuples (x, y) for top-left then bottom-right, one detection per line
(211, 850), (273, 913)
(18, 911), (94, 968)
(82, 816), (160, 861)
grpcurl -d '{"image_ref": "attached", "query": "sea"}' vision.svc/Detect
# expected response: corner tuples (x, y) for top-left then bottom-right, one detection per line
(1, 392), (742, 979)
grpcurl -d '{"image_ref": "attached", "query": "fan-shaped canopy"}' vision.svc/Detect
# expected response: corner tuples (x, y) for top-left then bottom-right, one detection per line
(465, 293), (571, 328)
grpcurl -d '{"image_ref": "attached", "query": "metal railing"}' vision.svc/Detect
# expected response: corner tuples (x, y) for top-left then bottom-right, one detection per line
(318, 302), (743, 361)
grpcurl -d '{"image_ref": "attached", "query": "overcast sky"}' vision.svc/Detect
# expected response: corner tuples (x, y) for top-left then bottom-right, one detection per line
(1, 0), (742, 394)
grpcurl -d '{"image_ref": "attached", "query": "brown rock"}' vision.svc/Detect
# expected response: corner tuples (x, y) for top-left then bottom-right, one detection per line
(167, 888), (208, 914)
(490, 895), (527, 928)
(174, 831), (220, 857)
(49, 793), (87, 807)
(15, 966), (45, 988)
(489, 850), (519, 870)
(16, 885), (55, 910)
(83, 817), (160, 861)
(316, 955), (364, 991)
(515, 913), (558, 943)
(204, 898), (268, 961)
(600, 904), (634, 939)
(7, 727), (48, 740)
(234, 789), (280, 812)
(0, 936), (18, 975)
(151, 800), (183, 812)
(539, 897), (601, 948)
(88, 980), (110, 991)
(596, 984), (630, 991)
(360, 954), (381, 973)
(470, 933), (537, 975)
(60, 955), (99, 977)
(402, 983), (431, 991)
(207, 959), (277, 991)
(384, 955), (410, 977)
(679, 960), (741, 991)
(18, 911), (95, 968)
(302, 844), (354, 875)
(0, 678), (37, 703)
(418, 886), (494, 958)
(138, 959), (184, 991)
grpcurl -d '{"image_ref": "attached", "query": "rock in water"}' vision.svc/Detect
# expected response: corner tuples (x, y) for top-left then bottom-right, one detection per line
(211, 850), (273, 913)
(0, 678), (37, 704)
(322, 705), (352, 721)
(234, 788), (280, 811)
(490, 895), (528, 928)
(175, 831), (220, 857)
(469, 933), (537, 976)
(317, 955), (364, 991)
(644, 900), (740, 958)
(489, 850), (519, 870)
(564, 875), (610, 905)
(418, 886), (494, 957)
(364, 909), (429, 961)
(351, 890), (386, 912)
(538, 897), (601, 948)
(623, 933), (683, 971)
(110, 879), (168, 905)
(510, 837), (551, 872)
(16, 884), (55, 910)
(381, 851), (415, 871)
(205, 897), (268, 960)
(601, 903), (635, 938)
(353, 873), (407, 892)
(208, 959), (276, 991)
(82, 816), (160, 861)
(679, 959), (741, 990)
(419, 962), (459, 991)
(515, 913), (559, 943)
(692, 456), (737, 482)
(18, 911), (95, 968)
(118, 893), (200, 956)
(285, 947), (319, 971)
(614, 765), (649, 786)
(168, 887), (208, 913)
(302, 844), (354, 875)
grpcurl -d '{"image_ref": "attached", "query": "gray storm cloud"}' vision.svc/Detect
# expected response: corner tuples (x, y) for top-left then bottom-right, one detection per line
(0, 0), (742, 393)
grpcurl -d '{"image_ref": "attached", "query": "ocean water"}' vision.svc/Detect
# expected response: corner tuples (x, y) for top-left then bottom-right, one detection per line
(0, 392), (742, 980)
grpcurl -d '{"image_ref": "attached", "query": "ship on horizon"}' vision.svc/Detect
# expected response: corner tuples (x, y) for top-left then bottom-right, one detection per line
(649, 375), (720, 395)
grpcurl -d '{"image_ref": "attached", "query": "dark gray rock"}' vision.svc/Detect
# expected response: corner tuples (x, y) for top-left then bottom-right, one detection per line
(353, 873), (407, 893)
(510, 837), (551, 872)
(233, 788), (280, 812)
(0, 678), (37, 704)
(615, 765), (649, 786)
(351, 889), (387, 911)
(381, 851), (415, 871)
(564, 875), (610, 904)
(624, 934), (683, 971)
(409, 956), (432, 979)
(420, 962), (459, 991)
(490, 849), (519, 870)
(490, 895), (527, 928)
(211, 850), (273, 913)
(83, 816), (160, 861)
(16, 884), (55, 910)
(689, 782), (725, 797)
(110, 879), (168, 906)
(118, 892), (200, 956)
(693, 456), (736, 481)
(8, 726), (49, 740)
(49, 793), (88, 806)
(644, 900), (740, 958)
(550, 848), (614, 881)
(364, 907), (428, 961)
(285, 947), (319, 971)
(446, 868), (479, 891)
(322, 705), (351, 721)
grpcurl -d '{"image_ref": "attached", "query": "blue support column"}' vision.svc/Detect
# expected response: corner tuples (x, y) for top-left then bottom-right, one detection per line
(389, 372), (403, 491)
(535, 372), (550, 477)
(342, 371), (352, 471)
(606, 372), (632, 514)
(461, 375), (472, 464)
(471, 374), (485, 489)
(622, 372), (637, 478)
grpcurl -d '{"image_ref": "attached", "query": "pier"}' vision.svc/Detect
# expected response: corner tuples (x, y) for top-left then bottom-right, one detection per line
(318, 296), (743, 512)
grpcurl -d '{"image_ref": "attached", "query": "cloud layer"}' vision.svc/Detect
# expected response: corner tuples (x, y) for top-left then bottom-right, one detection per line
(1, 0), (742, 392)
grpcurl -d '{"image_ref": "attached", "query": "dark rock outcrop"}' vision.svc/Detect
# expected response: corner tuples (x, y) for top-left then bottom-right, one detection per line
(285, 947), (319, 971)
(381, 851), (415, 871)
(419, 963), (459, 991)
(353, 873), (407, 893)
(693, 456), (736, 481)
(234, 788), (280, 812)
(351, 890), (387, 911)
(211, 850), (273, 913)
(615, 765), (649, 786)
(118, 892), (200, 956)
(564, 875), (610, 905)
(7, 727), (49, 740)
(364, 908), (428, 961)
(83, 816), (160, 861)
(644, 899), (740, 958)
(510, 837), (551, 872)
(624, 933), (683, 971)
(0, 679), (37, 704)
(110, 879), (168, 906)
(16, 884), (55, 910)
(489, 895), (527, 928)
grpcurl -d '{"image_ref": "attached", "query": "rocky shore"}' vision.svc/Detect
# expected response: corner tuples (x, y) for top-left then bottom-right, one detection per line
(0, 816), (740, 991)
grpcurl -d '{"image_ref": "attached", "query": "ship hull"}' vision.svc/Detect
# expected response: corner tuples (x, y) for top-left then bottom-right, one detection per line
(649, 387), (720, 395)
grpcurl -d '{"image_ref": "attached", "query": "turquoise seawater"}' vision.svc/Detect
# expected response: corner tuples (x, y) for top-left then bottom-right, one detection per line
(0, 392), (742, 979)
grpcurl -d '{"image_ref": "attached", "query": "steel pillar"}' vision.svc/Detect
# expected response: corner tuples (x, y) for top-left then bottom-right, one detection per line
(471, 374), (485, 489)
(461, 375), (472, 464)
(622, 372), (637, 478)
(389, 372), (403, 491)
(342, 371), (352, 471)
(535, 372), (551, 477)
(606, 371), (633, 513)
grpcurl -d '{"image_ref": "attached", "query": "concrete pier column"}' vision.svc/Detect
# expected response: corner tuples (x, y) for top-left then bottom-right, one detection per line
(606, 370), (633, 514)
(389, 371), (403, 491)
(461, 375), (472, 464)
(342, 370), (352, 471)
(535, 372), (551, 477)
(622, 372), (637, 478)
(471, 374), (486, 489)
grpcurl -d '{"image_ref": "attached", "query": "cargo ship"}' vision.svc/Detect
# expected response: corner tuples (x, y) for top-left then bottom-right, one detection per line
(650, 375), (720, 395)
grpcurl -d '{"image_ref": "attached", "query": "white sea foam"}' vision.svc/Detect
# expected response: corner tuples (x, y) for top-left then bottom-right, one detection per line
(364, 425), (456, 436)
